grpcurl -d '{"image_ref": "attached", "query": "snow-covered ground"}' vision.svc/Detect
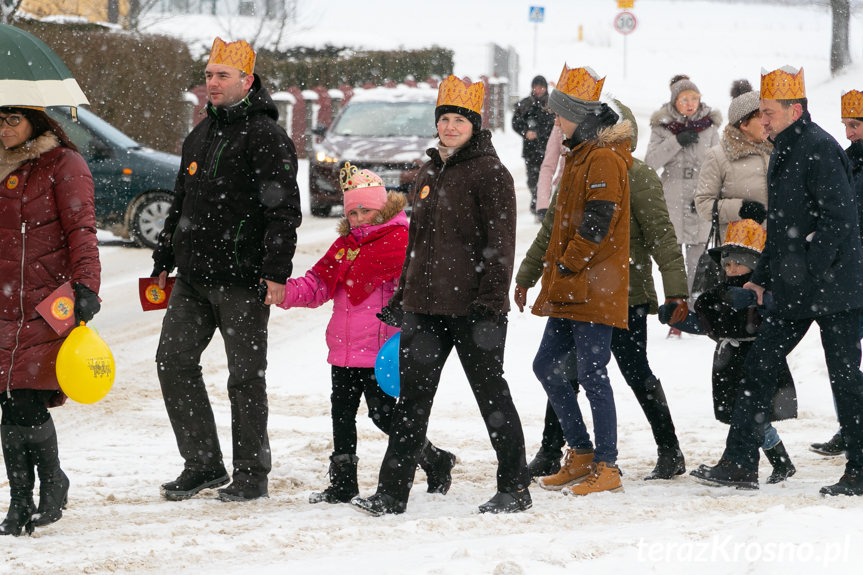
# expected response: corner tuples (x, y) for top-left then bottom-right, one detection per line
(4, 1), (863, 573)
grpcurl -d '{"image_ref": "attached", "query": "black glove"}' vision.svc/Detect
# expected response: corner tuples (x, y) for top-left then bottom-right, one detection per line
(73, 283), (101, 324)
(556, 262), (574, 276)
(676, 129), (699, 147)
(739, 201), (767, 225)
(377, 304), (404, 328)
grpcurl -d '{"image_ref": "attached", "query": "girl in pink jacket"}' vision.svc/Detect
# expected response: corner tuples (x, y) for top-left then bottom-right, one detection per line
(279, 162), (455, 505)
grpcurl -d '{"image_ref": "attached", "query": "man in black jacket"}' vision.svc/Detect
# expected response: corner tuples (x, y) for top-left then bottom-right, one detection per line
(511, 75), (555, 214)
(151, 37), (302, 503)
(692, 67), (863, 495)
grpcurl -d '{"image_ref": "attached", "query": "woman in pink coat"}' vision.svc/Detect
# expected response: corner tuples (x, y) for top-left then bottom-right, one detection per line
(0, 107), (101, 536)
(278, 162), (454, 505)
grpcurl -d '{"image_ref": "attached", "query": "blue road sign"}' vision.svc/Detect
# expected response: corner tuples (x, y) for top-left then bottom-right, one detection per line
(529, 6), (545, 23)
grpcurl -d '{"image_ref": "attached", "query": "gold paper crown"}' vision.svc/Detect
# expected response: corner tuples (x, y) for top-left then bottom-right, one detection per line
(841, 90), (863, 118)
(339, 162), (384, 193)
(760, 66), (805, 100)
(208, 37), (256, 76)
(555, 64), (605, 102)
(723, 219), (766, 254)
(436, 76), (484, 115)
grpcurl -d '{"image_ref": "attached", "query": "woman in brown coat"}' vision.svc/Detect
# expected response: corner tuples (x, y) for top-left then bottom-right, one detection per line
(0, 107), (101, 536)
(351, 76), (531, 516)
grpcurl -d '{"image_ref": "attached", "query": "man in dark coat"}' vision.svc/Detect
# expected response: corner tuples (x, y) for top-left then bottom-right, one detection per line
(809, 88), (863, 457)
(151, 37), (302, 502)
(512, 75), (556, 213)
(692, 67), (863, 495)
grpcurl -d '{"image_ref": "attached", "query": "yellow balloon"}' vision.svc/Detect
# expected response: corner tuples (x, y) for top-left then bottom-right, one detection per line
(55, 324), (115, 404)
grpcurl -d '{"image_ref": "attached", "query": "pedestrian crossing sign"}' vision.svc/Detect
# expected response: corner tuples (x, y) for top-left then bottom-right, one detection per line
(529, 6), (545, 22)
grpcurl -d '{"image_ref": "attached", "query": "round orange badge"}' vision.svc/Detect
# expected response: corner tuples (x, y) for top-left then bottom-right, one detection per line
(420, 185), (430, 199)
(50, 296), (74, 321)
(145, 284), (167, 305)
(6, 175), (18, 189)
(335, 248), (346, 260)
(188, 161), (198, 175)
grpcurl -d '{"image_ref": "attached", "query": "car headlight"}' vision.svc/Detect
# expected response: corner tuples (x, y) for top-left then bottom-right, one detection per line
(315, 150), (339, 164)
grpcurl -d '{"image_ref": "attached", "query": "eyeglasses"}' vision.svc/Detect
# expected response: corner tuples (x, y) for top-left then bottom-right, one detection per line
(0, 115), (24, 127)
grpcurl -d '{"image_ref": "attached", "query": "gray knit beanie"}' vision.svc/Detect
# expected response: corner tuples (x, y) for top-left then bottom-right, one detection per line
(727, 79), (761, 127)
(670, 74), (700, 104)
(548, 89), (602, 124)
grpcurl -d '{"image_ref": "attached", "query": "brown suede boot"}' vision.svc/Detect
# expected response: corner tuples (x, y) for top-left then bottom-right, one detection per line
(537, 448), (593, 491)
(564, 462), (624, 496)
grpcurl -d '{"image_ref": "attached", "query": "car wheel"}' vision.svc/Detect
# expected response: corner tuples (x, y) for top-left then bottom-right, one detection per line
(129, 191), (172, 250)
(310, 203), (332, 217)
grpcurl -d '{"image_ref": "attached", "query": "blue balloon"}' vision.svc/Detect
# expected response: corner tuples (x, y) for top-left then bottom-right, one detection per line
(374, 332), (400, 398)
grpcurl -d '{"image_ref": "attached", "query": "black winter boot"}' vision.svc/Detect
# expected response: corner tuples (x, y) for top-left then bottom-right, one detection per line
(478, 488), (533, 514)
(418, 441), (456, 494)
(309, 453), (359, 504)
(810, 432), (845, 457)
(820, 472), (863, 496)
(27, 419), (70, 527)
(0, 425), (35, 537)
(527, 447), (563, 478)
(763, 442), (796, 484)
(644, 446), (686, 480)
(690, 459), (758, 490)
(350, 493), (406, 517)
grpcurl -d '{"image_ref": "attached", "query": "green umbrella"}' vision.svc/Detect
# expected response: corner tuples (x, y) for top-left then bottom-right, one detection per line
(0, 23), (88, 108)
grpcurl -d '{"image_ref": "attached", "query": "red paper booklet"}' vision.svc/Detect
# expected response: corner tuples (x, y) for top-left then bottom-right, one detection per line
(139, 277), (176, 311)
(36, 282), (77, 336)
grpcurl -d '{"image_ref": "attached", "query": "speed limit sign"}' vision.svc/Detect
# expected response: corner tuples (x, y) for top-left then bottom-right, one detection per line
(614, 11), (637, 35)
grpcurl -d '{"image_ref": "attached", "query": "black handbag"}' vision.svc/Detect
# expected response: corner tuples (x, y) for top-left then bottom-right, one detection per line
(691, 198), (725, 294)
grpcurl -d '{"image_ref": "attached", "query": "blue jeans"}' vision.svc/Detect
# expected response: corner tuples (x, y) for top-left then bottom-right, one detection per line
(533, 317), (617, 464)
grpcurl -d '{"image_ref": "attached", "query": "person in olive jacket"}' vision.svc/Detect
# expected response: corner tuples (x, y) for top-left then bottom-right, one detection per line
(692, 67), (863, 496)
(351, 76), (531, 517)
(515, 100), (690, 483)
(151, 38), (302, 503)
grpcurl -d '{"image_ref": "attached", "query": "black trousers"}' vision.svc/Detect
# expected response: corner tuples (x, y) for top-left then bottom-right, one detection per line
(0, 390), (53, 427)
(156, 278), (271, 487)
(330, 366), (395, 455)
(526, 158), (542, 209)
(376, 312), (529, 503)
(538, 304), (680, 454)
(723, 309), (863, 475)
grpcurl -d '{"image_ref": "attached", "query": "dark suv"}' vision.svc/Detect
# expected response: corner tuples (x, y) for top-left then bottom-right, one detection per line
(46, 107), (181, 249)
(309, 87), (438, 217)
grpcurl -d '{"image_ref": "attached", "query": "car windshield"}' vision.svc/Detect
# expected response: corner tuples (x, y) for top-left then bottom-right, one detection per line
(46, 107), (140, 149)
(331, 101), (435, 137)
